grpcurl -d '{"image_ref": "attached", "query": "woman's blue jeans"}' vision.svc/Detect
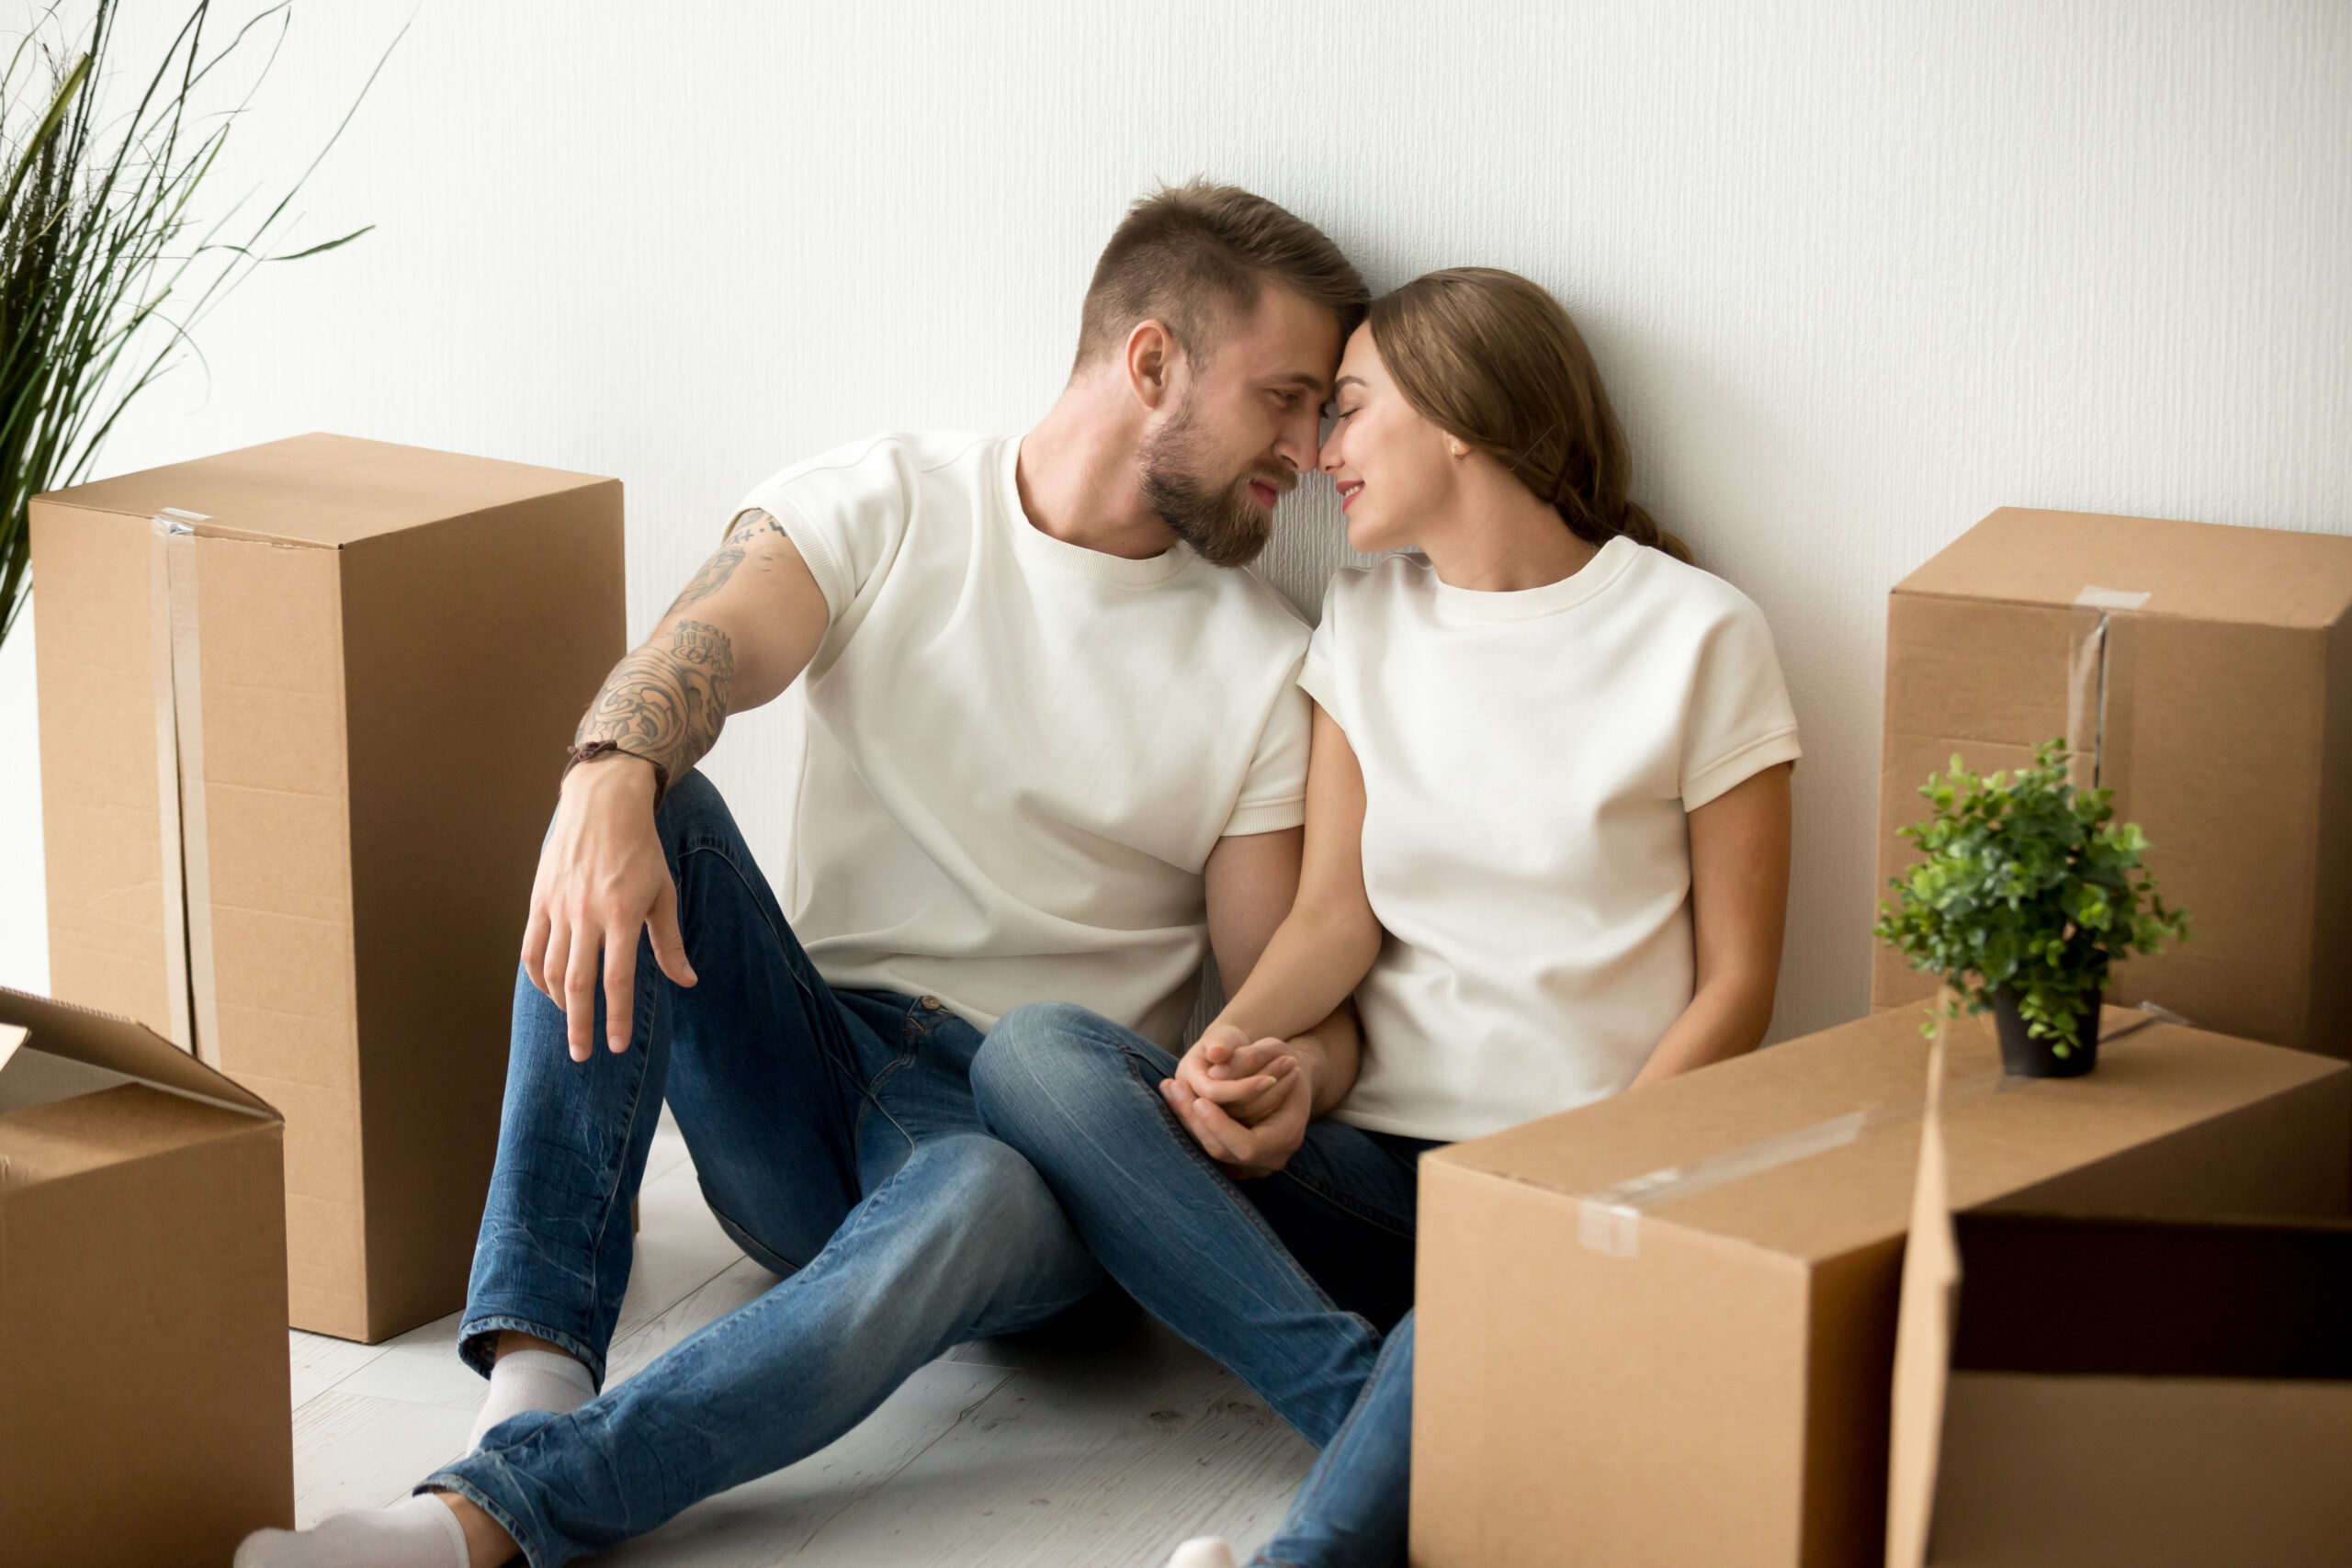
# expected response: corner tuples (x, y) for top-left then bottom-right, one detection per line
(973, 1003), (1430, 1568)
(423, 771), (1106, 1567)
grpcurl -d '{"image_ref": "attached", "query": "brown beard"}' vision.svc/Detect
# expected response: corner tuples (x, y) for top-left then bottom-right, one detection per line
(1138, 398), (1283, 569)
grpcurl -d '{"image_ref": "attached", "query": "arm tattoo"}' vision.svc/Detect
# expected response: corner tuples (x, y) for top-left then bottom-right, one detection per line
(574, 617), (736, 777)
(665, 509), (788, 616)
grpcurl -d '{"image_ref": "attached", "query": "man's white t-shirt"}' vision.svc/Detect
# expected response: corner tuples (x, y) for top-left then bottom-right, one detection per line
(1301, 536), (1802, 1142)
(733, 432), (1312, 1049)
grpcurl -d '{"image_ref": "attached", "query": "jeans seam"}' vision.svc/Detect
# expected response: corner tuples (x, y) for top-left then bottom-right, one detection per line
(1272, 1162), (1418, 1240)
(582, 978), (659, 1354)
(677, 835), (915, 1164)
(703, 1188), (809, 1276)
(1108, 1038), (1351, 1321)
(677, 840), (861, 1087)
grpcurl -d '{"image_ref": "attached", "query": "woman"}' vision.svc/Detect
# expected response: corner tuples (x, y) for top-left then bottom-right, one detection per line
(974, 267), (1797, 1568)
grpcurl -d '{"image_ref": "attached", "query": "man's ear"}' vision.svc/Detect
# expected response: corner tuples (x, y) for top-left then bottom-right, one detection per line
(1125, 319), (1177, 412)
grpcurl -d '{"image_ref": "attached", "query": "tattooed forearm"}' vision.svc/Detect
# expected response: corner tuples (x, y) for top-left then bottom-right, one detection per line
(574, 617), (736, 777)
(665, 509), (788, 616)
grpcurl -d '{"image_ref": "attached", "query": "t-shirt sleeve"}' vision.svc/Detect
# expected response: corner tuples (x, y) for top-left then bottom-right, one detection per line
(1679, 592), (1803, 810)
(1224, 653), (1313, 837)
(728, 437), (916, 625)
(1297, 607), (1340, 721)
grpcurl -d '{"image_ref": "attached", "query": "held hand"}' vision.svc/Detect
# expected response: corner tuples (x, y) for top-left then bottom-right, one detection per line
(520, 758), (698, 1060)
(1161, 1066), (1311, 1179)
(1176, 1023), (1298, 1127)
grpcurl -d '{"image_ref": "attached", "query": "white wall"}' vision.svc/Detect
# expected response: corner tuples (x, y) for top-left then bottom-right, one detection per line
(5, 0), (2349, 1043)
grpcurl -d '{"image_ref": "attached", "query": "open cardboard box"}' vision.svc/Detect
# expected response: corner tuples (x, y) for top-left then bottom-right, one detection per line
(0, 985), (293, 1564)
(1887, 1032), (2352, 1567)
(1411, 1004), (2352, 1568)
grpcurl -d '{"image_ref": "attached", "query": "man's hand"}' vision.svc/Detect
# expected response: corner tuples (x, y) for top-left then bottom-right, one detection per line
(1160, 1021), (1313, 1178)
(521, 757), (698, 1060)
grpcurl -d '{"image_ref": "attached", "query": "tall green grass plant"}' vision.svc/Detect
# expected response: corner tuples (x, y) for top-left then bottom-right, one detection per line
(0, 0), (390, 647)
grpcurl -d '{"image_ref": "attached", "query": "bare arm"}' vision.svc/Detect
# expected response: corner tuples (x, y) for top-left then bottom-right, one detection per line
(522, 510), (831, 1059)
(1162, 705), (1382, 1176)
(1626, 761), (1794, 1089)
(1210, 704), (1381, 1052)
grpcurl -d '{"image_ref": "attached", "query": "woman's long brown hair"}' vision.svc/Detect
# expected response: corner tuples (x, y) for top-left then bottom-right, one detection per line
(1366, 267), (1692, 563)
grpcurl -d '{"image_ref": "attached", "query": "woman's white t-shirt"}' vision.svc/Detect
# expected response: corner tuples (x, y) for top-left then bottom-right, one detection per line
(736, 432), (1314, 1049)
(1301, 536), (1801, 1141)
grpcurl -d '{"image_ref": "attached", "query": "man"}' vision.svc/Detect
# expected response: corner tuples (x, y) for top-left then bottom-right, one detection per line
(241, 180), (1365, 1568)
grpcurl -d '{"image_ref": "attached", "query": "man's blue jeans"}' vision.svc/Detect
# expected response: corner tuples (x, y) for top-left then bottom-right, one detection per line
(973, 1003), (1429, 1568)
(423, 771), (1106, 1566)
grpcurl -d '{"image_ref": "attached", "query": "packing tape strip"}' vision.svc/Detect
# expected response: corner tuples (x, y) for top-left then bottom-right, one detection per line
(148, 509), (222, 1066)
(147, 523), (193, 1052)
(2065, 585), (2149, 793)
(1574, 1002), (2184, 1259)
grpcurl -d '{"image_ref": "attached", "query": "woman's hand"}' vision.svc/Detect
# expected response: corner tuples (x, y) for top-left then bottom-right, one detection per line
(1171, 1023), (1298, 1124)
(1161, 1055), (1314, 1179)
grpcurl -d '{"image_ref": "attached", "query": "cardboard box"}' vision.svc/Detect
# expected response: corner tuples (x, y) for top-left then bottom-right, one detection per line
(31, 434), (625, 1340)
(1, 984), (292, 1563)
(1873, 508), (2352, 1056)
(1410, 1006), (2352, 1568)
(1886, 1045), (2352, 1567)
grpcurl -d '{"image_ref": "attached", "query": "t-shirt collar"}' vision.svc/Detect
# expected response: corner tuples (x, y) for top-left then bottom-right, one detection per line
(1002, 435), (1194, 587)
(1426, 533), (1642, 625)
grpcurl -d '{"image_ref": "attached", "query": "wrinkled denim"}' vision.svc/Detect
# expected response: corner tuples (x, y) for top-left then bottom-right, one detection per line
(426, 771), (1104, 1567)
(974, 1002), (1429, 1567)
(1252, 1314), (1413, 1568)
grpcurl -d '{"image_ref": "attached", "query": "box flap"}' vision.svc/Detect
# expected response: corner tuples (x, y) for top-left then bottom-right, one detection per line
(34, 432), (612, 548)
(1885, 1024), (2352, 1568)
(0, 986), (277, 1120)
(1430, 1007), (2347, 1266)
(1894, 508), (2352, 629)
(1885, 1022), (1962, 1568)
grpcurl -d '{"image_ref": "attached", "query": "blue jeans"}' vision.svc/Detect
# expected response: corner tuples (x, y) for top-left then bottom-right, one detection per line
(424, 772), (1106, 1566)
(1257, 1314), (1414, 1568)
(973, 1003), (1430, 1568)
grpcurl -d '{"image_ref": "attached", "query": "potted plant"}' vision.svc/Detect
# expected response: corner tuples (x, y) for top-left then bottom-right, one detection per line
(1874, 739), (2188, 1077)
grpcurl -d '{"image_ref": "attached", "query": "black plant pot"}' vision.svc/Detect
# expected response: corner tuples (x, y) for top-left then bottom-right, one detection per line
(1991, 988), (2099, 1077)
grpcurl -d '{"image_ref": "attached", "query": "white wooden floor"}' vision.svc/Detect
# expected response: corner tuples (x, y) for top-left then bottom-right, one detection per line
(288, 1108), (1313, 1565)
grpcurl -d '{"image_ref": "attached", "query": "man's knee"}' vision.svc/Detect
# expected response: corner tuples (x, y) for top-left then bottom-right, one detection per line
(652, 766), (730, 843)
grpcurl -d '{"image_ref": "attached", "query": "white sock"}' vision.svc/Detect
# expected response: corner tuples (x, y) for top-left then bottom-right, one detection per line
(468, 1347), (596, 1452)
(1167, 1540), (1239, 1568)
(233, 1495), (467, 1568)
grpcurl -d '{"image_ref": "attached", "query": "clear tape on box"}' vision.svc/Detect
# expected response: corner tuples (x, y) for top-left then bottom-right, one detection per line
(2067, 584), (2150, 793)
(1574, 999), (2190, 1258)
(147, 507), (221, 1066)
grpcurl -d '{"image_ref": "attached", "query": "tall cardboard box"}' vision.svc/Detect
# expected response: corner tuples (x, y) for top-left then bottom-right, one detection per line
(1874, 508), (2352, 1055)
(1885, 1055), (2352, 1567)
(30, 434), (625, 1340)
(1, 985), (292, 1564)
(1411, 1007), (2352, 1568)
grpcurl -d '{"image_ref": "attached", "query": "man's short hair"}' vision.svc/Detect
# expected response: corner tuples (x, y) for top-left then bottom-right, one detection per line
(1074, 180), (1368, 373)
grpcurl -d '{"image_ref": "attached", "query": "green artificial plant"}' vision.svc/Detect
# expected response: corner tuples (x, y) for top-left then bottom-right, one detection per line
(0, 0), (391, 649)
(1874, 739), (2189, 1057)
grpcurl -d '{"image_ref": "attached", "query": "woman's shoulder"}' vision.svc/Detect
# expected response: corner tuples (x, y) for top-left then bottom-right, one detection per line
(1319, 552), (1432, 616)
(1622, 542), (1775, 636)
